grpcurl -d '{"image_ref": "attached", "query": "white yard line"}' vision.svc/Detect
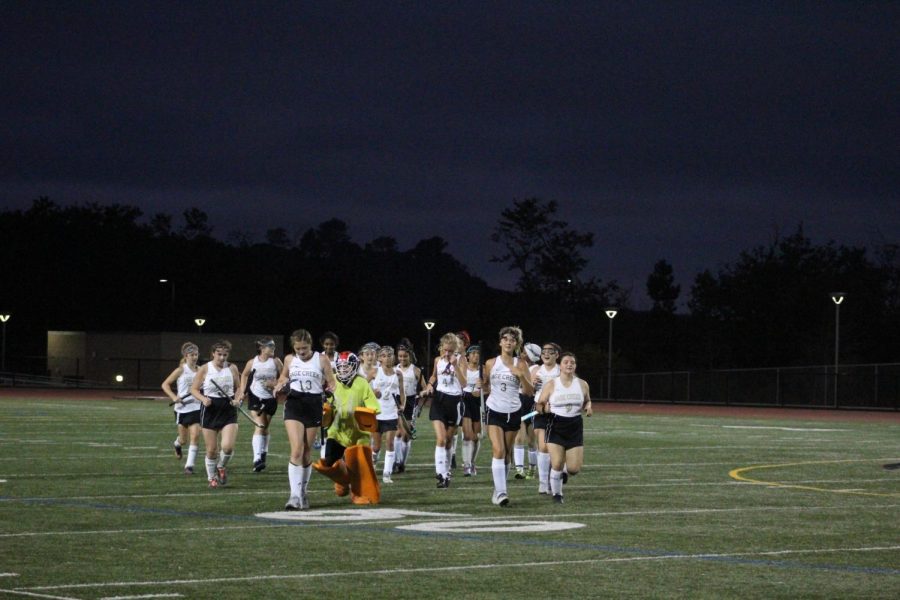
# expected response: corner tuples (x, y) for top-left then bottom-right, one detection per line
(0, 589), (80, 599)
(99, 594), (182, 599)
(21, 545), (900, 591)
(3, 504), (900, 538)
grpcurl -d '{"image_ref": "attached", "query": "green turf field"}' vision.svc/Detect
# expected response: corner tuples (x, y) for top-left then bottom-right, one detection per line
(1, 395), (898, 599)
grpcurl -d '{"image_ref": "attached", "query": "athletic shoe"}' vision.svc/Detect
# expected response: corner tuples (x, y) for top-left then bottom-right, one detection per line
(396, 463), (405, 474)
(451, 455), (457, 470)
(526, 466), (536, 480)
(440, 475), (450, 488)
(463, 464), (472, 477)
(284, 496), (301, 510)
(538, 484), (549, 495)
(553, 494), (564, 504)
(184, 466), (194, 475)
(260, 452), (267, 471)
(174, 442), (182, 458)
(436, 474), (449, 488)
(252, 458), (264, 473)
(515, 467), (526, 479)
(492, 491), (510, 506)
(208, 478), (219, 488)
(471, 465), (477, 476)
(561, 472), (569, 485)
(383, 474), (393, 484)
(217, 467), (228, 486)
(301, 494), (310, 510)
(392, 462), (400, 474)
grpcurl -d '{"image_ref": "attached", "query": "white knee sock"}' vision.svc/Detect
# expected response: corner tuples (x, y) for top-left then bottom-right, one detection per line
(492, 458), (507, 494)
(451, 434), (458, 458)
(384, 451), (396, 477)
(472, 438), (481, 464)
(301, 464), (312, 497)
(394, 439), (405, 463)
(528, 449), (537, 468)
(514, 444), (525, 468)
(462, 440), (474, 466)
(205, 457), (217, 480)
(288, 462), (302, 497)
(217, 451), (233, 468)
(252, 434), (264, 461)
(550, 468), (563, 496)
(403, 440), (412, 463)
(538, 452), (551, 488)
(186, 445), (198, 468)
(434, 446), (446, 477)
(263, 434), (270, 453)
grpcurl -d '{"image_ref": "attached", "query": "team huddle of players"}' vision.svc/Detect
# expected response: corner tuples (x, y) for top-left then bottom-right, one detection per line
(161, 326), (592, 509)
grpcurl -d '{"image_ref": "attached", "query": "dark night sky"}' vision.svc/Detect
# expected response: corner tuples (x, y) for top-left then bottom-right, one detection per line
(2, 1), (898, 307)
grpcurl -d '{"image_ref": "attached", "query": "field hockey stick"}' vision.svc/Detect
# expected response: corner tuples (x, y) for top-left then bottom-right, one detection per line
(521, 410), (538, 421)
(168, 394), (195, 407)
(395, 394), (416, 439)
(210, 379), (264, 428)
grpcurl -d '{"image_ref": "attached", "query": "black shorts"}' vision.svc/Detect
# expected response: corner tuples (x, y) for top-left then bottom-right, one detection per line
(429, 391), (463, 426)
(546, 414), (584, 450)
(377, 418), (398, 433)
(462, 392), (481, 421)
(201, 396), (238, 430)
(519, 393), (535, 414)
(284, 391), (323, 428)
(403, 395), (417, 420)
(532, 413), (548, 430)
(486, 407), (522, 432)
(176, 410), (201, 427)
(247, 391), (277, 416)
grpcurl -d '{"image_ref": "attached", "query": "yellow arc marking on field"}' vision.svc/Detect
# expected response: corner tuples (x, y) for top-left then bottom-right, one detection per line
(729, 459), (900, 498)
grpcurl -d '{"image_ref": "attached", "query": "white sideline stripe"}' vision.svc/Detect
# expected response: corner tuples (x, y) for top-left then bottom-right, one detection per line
(722, 426), (847, 432)
(0, 574), (20, 577)
(3, 504), (899, 538)
(0, 590), (79, 599)
(23, 545), (900, 591)
(99, 594), (183, 599)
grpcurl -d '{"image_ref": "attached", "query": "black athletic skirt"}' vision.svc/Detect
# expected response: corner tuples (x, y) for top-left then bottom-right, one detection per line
(201, 396), (238, 430)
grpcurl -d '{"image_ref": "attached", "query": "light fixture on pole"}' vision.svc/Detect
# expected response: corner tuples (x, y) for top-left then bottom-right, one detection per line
(159, 278), (175, 327)
(195, 317), (206, 336)
(605, 308), (618, 399)
(424, 320), (436, 376)
(0, 313), (10, 372)
(830, 292), (845, 407)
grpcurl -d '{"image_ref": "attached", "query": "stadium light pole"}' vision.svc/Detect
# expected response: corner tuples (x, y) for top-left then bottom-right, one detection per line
(830, 292), (845, 407)
(424, 320), (436, 375)
(195, 317), (206, 336)
(605, 308), (618, 399)
(0, 314), (10, 372)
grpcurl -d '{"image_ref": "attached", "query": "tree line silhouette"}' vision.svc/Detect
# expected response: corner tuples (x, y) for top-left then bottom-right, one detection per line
(1, 197), (898, 383)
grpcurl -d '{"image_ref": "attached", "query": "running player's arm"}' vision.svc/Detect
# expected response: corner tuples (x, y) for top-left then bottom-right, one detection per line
(230, 364), (244, 405)
(320, 353), (336, 393)
(397, 374), (406, 411)
(190, 364), (210, 406)
(239, 359), (254, 397)
(161, 367), (183, 404)
(481, 358), (494, 397)
(424, 358), (439, 395)
(535, 378), (555, 413)
(275, 355), (293, 393)
(454, 353), (468, 387)
(517, 360), (535, 396)
(580, 380), (592, 417)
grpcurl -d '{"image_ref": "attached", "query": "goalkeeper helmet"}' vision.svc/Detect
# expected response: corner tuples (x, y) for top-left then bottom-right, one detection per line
(335, 351), (360, 385)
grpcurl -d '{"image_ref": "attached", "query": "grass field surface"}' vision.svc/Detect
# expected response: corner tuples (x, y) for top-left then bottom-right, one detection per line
(1, 394), (898, 599)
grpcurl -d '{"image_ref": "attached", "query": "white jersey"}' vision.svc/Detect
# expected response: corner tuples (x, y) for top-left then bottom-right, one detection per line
(175, 364), (199, 414)
(373, 366), (400, 421)
(463, 367), (480, 394)
(396, 364), (419, 397)
(531, 363), (560, 399)
(249, 356), (279, 399)
(289, 352), (324, 394)
(486, 357), (522, 413)
(203, 362), (235, 398)
(435, 358), (463, 396)
(549, 376), (585, 418)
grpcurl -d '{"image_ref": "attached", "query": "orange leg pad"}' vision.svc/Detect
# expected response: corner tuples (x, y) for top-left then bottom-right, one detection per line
(312, 458), (351, 496)
(344, 445), (381, 505)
